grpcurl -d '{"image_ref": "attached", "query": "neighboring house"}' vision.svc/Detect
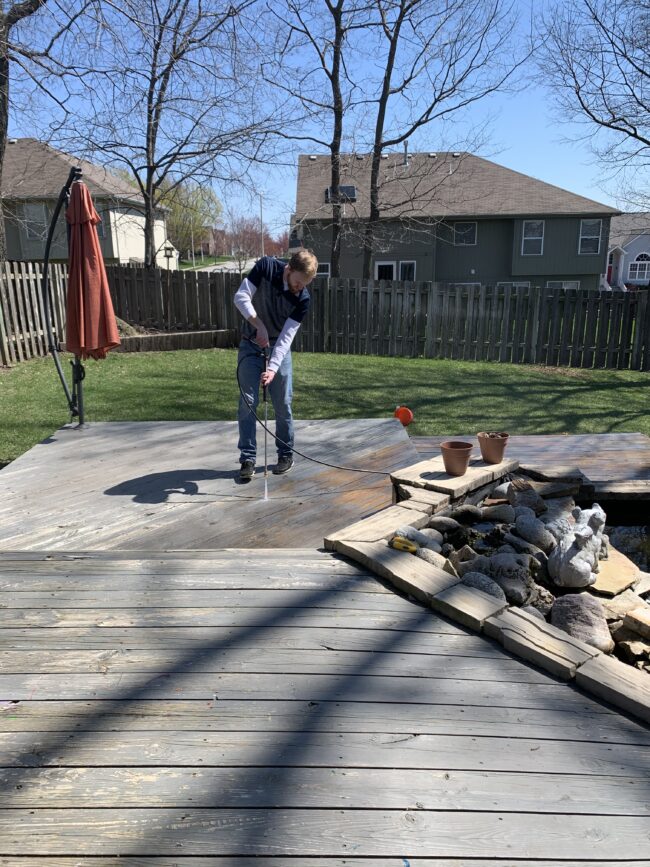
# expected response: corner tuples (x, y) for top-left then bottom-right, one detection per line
(291, 152), (619, 289)
(1, 138), (177, 268)
(607, 213), (650, 289)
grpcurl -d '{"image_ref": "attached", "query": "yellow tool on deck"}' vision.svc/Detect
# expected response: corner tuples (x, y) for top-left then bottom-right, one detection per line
(389, 535), (418, 554)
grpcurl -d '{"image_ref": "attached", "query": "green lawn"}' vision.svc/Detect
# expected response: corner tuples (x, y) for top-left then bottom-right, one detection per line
(1, 349), (648, 465)
(179, 256), (232, 270)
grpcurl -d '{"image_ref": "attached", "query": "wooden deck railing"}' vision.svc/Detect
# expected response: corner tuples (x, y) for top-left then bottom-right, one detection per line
(1, 261), (649, 370)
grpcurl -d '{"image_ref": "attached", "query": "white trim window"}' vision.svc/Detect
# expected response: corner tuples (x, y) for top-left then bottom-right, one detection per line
(579, 218), (602, 255)
(497, 281), (531, 289)
(629, 253), (650, 281)
(23, 202), (48, 241)
(374, 261), (396, 280)
(522, 220), (544, 256)
(453, 221), (477, 246)
(546, 280), (581, 290)
(316, 262), (331, 277)
(399, 260), (416, 280)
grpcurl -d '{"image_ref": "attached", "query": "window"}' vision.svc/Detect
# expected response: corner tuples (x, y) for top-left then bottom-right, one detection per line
(23, 202), (48, 241)
(399, 260), (416, 280)
(629, 253), (650, 281)
(96, 208), (106, 240)
(374, 261), (395, 280)
(522, 220), (544, 255)
(325, 185), (357, 203)
(546, 280), (580, 290)
(316, 262), (330, 278)
(579, 218), (601, 255)
(453, 221), (477, 246)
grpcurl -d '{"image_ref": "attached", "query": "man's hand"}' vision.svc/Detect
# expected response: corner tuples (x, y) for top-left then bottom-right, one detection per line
(261, 369), (275, 387)
(250, 316), (269, 348)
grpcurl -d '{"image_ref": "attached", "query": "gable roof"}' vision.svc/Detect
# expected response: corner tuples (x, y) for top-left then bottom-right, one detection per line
(1, 138), (143, 204)
(295, 152), (619, 222)
(609, 212), (650, 248)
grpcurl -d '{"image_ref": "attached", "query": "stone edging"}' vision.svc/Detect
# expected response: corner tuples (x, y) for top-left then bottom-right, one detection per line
(324, 454), (650, 725)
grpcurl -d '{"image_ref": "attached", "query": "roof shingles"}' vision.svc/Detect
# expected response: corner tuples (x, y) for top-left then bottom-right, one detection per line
(296, 152), (619, 221)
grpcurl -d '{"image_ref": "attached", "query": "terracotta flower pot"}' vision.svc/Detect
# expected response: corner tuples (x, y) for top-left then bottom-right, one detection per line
(477, 431), (509, 464)
(440, 440), (474, 476)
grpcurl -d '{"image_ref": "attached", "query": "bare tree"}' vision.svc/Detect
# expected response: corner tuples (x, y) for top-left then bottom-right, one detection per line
(539, 0), (650, 207)
(359, 0), (528, 278)
(0, 0), (88, 259)
(266, 0), (373, 277)
(227, 212), (262, 275)
(53, 0), (284, 267)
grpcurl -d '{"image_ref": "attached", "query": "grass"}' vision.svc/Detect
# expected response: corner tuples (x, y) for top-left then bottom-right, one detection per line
(179, 256), (232, 270)
(1, 349), (648, 465)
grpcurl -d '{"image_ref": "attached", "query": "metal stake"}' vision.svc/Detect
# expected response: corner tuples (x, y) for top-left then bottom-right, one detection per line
(263, 348), (269, 501)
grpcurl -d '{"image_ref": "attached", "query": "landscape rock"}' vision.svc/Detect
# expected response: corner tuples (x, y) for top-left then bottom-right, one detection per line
(635, 572), (650, 598)
(514, 512), (557, 553)
(481, 504), (515, 523)
(418, 527), (444, 545)
(461, 571), (507, 601)
(428, 516), (461, 533)
(527, 583), (555, 616)
(521, 604), (546, 621)
(617, 638), (650, 665)
(507, 480), (547, 515)
(449, 504), (483, 524)
(395, 525), (441, 550)
(456, 544), (478, 562)
(600, 589), (649, 622)
(415, 547), (458, 577)
(623, 607), (650, 640)
(550, 593), (614, 653)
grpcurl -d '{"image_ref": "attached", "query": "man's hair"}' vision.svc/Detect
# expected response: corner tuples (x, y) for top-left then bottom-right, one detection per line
(288, 249), (318, 279)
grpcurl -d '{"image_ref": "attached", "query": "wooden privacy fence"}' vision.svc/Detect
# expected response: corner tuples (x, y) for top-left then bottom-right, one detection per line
(0, 261), (67, 366)
(1, 262), (649, 370)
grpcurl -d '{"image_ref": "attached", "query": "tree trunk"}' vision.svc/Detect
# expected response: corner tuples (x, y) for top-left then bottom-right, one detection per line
(0, 22), (9, 262)
(329, 2), (344, 278)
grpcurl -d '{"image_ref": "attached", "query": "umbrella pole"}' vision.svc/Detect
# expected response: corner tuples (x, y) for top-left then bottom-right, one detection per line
(41, 165), (83, 421)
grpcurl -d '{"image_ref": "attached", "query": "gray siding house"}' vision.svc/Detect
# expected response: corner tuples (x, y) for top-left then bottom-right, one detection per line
(292, 152), (619, 290)
(607, 213), (650, 289)
(1, 138), (177, 268)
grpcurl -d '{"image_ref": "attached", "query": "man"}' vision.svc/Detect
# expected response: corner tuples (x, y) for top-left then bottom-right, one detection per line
(234, 249), (318, 481)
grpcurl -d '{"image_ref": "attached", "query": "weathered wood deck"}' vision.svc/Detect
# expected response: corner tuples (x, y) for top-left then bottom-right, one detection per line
(1, 423), (649, 862)
(1, 549), (649, 862)
(0, 419), (416, 551)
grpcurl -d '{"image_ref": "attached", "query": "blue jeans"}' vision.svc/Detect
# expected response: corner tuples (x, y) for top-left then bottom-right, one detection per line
(237, 339), (294, 463)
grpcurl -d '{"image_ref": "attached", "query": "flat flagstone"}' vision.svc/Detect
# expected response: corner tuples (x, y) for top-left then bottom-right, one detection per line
(332, 539), (460, 604)
(624, 607), (650, 640)
(484, 608), (600, 680)
(390, 456), (519, 498)
(592, 547), (641, 596)
(576, 655), (650, 723)
(431, 583), (508, 631)
(324, 505), (429, 550)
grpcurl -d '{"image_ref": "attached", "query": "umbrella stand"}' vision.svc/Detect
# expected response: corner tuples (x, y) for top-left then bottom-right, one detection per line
(41, 165), (86, 426)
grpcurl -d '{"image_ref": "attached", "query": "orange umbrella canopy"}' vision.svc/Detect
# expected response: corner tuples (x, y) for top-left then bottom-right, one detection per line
(65, 181), (120, 359)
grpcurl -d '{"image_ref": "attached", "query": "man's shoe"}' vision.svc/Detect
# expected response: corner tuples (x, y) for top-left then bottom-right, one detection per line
(273, 455), (294, 475)
(239, 459), (256, 481)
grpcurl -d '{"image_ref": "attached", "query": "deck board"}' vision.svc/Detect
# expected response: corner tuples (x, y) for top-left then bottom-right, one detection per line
(1, 551), (648, 861)
(0, 423), (648, 861)
(0, 419), (416, 551)
(410, 432), (650, 482)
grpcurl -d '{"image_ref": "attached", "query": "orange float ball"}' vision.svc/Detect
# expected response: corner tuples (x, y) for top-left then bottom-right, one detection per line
(394, 405), (414, 426)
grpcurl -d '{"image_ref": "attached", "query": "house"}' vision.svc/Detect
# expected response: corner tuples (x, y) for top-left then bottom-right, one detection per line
(607, 213), (650, 289)
(1, 138), (177, 268)
(291, 152), (619, 289)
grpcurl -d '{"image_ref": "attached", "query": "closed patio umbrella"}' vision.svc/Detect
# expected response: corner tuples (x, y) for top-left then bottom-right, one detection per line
(41, 168), (120, 426)
(65, 180), (120, 361)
